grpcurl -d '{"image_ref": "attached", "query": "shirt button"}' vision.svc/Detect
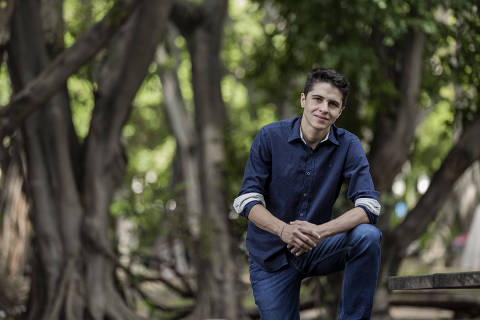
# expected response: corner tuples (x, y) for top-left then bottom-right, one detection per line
(303, 193), (308, 197)
(299, 212), (304, 216)
(306, 171), (311, 175)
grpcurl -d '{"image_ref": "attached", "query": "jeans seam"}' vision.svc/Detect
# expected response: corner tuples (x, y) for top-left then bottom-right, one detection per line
(314, 246), (351, 266)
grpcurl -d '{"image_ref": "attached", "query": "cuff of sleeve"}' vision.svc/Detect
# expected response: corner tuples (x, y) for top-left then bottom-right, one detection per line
(242, 201), (263, 219)
(357, 205), (378, 225)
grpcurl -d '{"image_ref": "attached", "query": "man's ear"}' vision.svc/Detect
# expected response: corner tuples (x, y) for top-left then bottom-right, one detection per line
(300, 93), (306, 108)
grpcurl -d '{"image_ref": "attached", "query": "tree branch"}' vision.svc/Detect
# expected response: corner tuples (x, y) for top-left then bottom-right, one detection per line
(132, 252), (195, 297)
(117, 261), (194, 299)
(125, 273), (193, 316)
(393, 114), (480, 255)
(0, 0), (142, 139)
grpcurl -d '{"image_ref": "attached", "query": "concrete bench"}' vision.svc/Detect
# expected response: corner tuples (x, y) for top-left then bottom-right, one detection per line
(388, 271), (480, 290)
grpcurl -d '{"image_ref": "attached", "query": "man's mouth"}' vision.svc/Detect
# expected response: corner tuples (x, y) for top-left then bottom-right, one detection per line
(314, 115), (328, 121)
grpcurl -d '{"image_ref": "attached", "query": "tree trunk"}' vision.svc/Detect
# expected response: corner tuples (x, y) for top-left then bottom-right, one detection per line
(6, 0), (172, 319)
(462, 205), (480, 270)
(157, 36), (202, 240)
(81, 1), (172, 318)
(157, 36), (202, 296)
(171, 0), (243, 318)
(369, 29), (426, 192)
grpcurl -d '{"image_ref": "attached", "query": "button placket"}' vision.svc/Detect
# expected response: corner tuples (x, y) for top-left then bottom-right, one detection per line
(299, 156), (314, 218)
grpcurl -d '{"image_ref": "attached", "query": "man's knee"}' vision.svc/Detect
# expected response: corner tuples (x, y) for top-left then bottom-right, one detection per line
(350, 224), (382, 247)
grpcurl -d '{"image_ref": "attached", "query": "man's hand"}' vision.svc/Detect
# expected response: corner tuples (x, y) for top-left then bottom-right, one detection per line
(286, 220), (324, 256)
(280, 222), (319, 256)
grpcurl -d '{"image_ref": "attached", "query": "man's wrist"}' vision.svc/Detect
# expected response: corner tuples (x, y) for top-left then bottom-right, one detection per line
(315, 224), (330, 239)
(277, 222), (287, 237)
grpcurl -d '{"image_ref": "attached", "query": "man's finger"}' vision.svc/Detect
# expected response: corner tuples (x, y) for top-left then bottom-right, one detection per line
(296, 231), (317, 247)
(299, 227), (321, 240)
(290, 220), (306, 226)
(293, 238), (312, 251)
(290, 246), (303, 255)
(294, 248), (306, 256)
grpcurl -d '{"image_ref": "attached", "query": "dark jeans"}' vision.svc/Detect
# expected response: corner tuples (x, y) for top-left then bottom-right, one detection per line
(249, 224), (382, 319)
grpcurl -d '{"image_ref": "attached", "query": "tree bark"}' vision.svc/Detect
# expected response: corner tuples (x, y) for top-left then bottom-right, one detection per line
(0, 143), (30, 278)
(462, 205), (480, 270)
(8, 2), (74, 318)
(171, 0), (243, 318)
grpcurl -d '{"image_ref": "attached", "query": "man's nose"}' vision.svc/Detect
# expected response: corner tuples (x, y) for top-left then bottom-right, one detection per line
(318, 100), (328, 112)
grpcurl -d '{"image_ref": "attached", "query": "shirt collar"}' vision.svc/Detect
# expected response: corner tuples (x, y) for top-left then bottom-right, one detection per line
(299, 126), (329, 144)
(288, 116), (339, 146)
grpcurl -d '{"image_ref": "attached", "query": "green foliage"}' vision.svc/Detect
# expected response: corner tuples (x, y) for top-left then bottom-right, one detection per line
(0, 64), (11, 106)
(68, 75), (94, 140)
(173, 36), (195, 114)
(64, 0), (115, 47)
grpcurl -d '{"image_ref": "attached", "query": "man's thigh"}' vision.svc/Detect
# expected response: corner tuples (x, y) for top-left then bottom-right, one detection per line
(289, 224), (381, 277)
(249, 260), (302, 319)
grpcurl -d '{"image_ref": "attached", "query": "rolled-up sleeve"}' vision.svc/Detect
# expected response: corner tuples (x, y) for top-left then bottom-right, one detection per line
(343, 137), (381, 224)
(233, 128), (271, 218)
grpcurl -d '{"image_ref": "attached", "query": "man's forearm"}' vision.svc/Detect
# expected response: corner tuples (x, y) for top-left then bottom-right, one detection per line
(248, 204), (286, 237)
(293, 207), (369, 241)
(317, 207), (369, 238)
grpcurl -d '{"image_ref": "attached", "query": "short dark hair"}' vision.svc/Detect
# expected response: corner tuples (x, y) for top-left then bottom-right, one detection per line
(303, 68), (349, 106)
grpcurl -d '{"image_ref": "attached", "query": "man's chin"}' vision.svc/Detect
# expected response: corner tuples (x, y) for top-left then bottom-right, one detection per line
(312, 124), (330, 131)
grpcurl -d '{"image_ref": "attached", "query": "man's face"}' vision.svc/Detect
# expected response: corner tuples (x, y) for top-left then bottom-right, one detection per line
(300, 81), (344, 133)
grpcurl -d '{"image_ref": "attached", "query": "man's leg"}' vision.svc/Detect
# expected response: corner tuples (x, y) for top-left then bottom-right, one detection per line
(249, 259), (302, 320)
(288, 224), (381, 320)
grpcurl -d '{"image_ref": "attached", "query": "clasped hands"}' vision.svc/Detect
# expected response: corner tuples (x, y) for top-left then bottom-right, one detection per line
(280, 220), (324, 256)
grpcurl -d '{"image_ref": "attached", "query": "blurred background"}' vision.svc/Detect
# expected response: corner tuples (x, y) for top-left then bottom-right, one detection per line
(0, 0), (479, 319)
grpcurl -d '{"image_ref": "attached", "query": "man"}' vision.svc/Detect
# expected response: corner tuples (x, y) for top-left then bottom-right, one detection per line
(233, 68), (381, 319)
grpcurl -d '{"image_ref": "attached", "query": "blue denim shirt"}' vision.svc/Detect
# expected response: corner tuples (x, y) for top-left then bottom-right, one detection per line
(235, 116), (380, 272)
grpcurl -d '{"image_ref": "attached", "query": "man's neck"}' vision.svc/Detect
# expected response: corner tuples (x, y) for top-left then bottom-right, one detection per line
(300, 120), (330, 149)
